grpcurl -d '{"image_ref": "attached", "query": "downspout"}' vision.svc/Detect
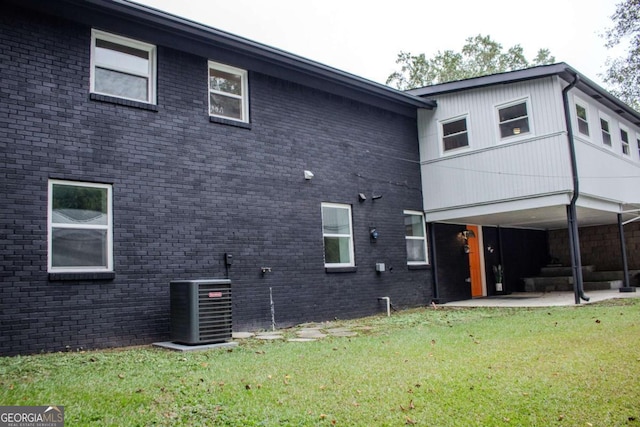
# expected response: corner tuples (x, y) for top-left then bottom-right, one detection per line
(561, 72), (590, 303)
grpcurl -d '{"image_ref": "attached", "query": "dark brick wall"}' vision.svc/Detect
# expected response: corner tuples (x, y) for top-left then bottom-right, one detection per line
(432, 223), (470, 303)
(433, 225), (548, 301)
(549, 222), (640, 271)
(498, 228), (548, 292)
(0, 6), (432, 355)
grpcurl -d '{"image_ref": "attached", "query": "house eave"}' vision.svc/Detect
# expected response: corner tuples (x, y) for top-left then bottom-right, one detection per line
(408, 63), (640, 125)
(8, 0), (436, 117)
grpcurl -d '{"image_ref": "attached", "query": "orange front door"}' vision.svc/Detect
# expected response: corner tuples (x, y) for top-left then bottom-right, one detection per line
(466, 225), (484, 297)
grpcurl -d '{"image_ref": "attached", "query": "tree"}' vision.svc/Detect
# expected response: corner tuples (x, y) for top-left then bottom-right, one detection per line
(602, 0), (640, 111)
(386, 35), (555, 90)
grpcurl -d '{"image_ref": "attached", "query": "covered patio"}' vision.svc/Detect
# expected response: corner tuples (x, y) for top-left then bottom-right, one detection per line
(441, 289), (640, 307)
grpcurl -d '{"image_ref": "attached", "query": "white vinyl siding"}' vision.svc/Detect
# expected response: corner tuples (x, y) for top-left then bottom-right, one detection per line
(90, 29), (156, 104)
(321, 203), (354, 267)
(208, 61), (249, 122)
(418, 78), (567, 216)
(48, 180), (113, 272)
(418, 78), (640, 222)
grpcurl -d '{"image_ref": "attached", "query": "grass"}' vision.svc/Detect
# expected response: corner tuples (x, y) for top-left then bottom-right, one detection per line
(1, 299), (640, 426)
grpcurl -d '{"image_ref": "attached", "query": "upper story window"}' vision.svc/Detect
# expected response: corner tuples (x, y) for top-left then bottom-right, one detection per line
(600, 117), (612, 146)
(620, 127), (630, 155)
(91, 30), (156, 104)
(404, 211), (428, 265)
(321, 203), (354, 268)
(48, 180), (113, 272)
(208, 61), (249, 123)
(575, 102), (589, 136)
(497, 99), (530, 139)
(441, 116), (469, 152)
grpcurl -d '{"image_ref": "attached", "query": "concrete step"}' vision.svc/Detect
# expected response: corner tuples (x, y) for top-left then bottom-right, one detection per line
(523, 277), (624, 292)
(584, 270), (640, 282)
(584, 280), (623, 291)
(523, 276), (572, 292)
(524, 267), (639, 292)
(538, 265), (595, 277)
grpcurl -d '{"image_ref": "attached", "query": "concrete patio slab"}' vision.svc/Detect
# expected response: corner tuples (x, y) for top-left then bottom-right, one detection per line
(440, 289), (638, 308)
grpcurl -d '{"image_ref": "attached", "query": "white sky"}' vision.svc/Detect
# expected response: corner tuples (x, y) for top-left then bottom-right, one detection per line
(135, 0), (621, 88)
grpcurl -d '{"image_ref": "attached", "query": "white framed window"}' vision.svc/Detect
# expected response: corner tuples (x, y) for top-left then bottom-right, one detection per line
(637, 135), (640, 159)
(600, 115), (612, 147)
(620, 126), (631, 156)
(321, 203), (354, 268)
(208, 61), (249, 122)
(575, 101), (589, 136)
(496, 98), (531, 139)
(441, 115), (469, 152)
(90, 29), (156, 104)
(404, 210), (428, 265)
(48, 180), (113, 272)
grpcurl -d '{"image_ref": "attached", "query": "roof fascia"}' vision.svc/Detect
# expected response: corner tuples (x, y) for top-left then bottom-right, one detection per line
(9, 0), (435, 116)
(407, 63), (640, 125)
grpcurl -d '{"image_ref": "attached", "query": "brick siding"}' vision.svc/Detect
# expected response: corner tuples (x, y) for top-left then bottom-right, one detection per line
(0, 6), (432, 355)
(548, 222), (640, 271)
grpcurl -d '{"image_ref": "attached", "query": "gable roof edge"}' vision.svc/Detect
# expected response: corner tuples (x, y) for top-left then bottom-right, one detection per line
(407, 63), (640, 126)
(9, 0), (436, 114)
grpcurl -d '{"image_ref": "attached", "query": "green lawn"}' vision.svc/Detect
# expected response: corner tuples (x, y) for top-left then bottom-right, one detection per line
(1, 299), (640, 426)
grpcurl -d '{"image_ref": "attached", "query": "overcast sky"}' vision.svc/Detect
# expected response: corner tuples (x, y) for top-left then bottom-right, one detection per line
(135, 0), (622, 88)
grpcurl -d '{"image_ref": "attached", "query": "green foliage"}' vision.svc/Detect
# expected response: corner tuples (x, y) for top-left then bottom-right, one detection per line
(1, 300), (639, 426)
(602, 0), (640, 111)
(52, 184), (107, 213)
(386, 34), (556, 90)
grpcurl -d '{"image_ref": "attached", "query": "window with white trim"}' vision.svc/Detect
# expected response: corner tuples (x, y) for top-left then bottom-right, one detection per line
(404, 211), (428, 265)
(48, 180), (113, 272)
(621, 127), (630, 155)
(91, 30), (156, 104)
(575, 102), (589, 136)
(208, 61), (249, 122)
(497, 99), (530, 139)
(637, 135), (640, 158)
(321, 203), (354, 267)
(441, 116), (469, 152)
(600, 117), (612, 146)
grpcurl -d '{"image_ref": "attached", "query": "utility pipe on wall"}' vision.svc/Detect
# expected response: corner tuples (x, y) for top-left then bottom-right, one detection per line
(378, 297), (391, 317)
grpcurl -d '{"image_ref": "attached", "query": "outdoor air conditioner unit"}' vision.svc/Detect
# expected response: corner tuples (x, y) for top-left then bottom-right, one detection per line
(170, 279), (232, 345)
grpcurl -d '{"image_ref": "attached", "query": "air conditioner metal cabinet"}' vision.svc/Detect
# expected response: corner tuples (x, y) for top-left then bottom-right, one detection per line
(170, 279), (232, 345)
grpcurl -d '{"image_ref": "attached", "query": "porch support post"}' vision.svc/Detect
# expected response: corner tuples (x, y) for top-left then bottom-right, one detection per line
(567, 205), (585, 304)
(618, 213), (636, 293)
(428, 222), (440, 303)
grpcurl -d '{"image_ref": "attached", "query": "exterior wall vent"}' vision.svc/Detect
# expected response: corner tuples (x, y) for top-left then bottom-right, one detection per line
(170, 279), (232, 345)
